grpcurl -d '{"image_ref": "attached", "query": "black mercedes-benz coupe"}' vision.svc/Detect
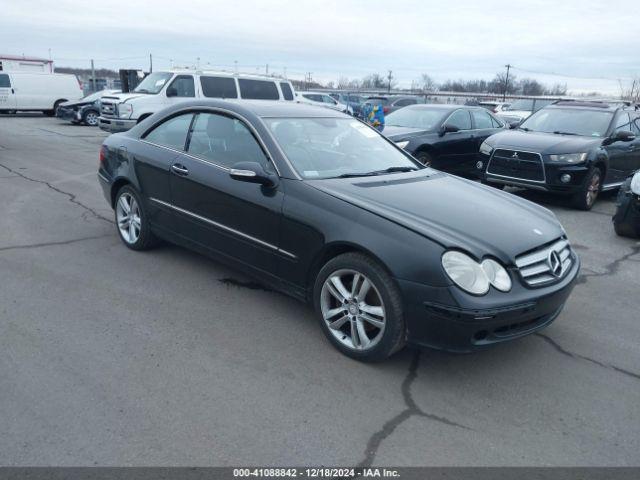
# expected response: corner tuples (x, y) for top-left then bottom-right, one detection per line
(98, 100), (580, 361)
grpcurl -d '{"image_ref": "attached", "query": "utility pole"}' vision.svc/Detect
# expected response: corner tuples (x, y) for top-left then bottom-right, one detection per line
(197, 57), (200, 70)
(387, 70), (393, 93)
(234, 60), (238, 74)
(305, 72), (313, 90)
(149, 53), (153, 73)
(90, 59), (96, 93)
(265, 64), (269, 76)
(503, 64), (512, 101)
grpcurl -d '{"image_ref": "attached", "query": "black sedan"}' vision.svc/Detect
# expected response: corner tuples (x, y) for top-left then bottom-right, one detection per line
(57, 89), (120, 126)
(98, 100), (579, 361)
(382, 104), (506, 176)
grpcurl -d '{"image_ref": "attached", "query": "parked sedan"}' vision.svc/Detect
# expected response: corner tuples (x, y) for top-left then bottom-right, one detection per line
(98, 100), (579, 361)
(330, 92), (365, 117)
(56, 89), (120, 126)
(296, 91), (351, 114)
(383, 104), (506, 176)
(613, 171), (640, 238)
(364, 95), (424, 115)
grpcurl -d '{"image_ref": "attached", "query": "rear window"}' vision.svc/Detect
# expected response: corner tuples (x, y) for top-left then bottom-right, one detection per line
(0, 74), (10, 88)
(201, 76), (238, 98)
(280, 82), (294, 101)
(238, 79), (279, 100)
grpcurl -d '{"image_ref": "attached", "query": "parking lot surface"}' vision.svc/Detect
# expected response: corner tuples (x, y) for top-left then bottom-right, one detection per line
(1, 114), (639, 466)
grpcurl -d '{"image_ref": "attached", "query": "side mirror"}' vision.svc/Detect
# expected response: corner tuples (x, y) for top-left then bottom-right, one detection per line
(229, 162), (278, 188)
(611, 130), (636, 143)
(166, 87), (178, 97)
(508, 121), (521, 129)
(440, 124), (459, 136)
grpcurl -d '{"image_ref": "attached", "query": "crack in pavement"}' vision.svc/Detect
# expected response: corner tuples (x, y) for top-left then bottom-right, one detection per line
(358, 350), (471, 467)
(0, 162), (113, 225)
(0, 234), (112, 253)
(535, 333), (640, 381)
(576, 243), (640, 285)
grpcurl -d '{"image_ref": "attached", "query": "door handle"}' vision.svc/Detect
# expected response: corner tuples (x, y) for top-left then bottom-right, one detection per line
(171, 163), (189, 176)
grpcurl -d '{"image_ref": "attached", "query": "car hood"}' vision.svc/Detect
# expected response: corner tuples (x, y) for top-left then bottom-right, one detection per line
(60, 100), (93, 108)
(486, 130), (602, 154)
(309, 170), (564, 263)
(100, 93), (146, 103)
(382, 126), (432, 141)
(498, 110), (531, 120)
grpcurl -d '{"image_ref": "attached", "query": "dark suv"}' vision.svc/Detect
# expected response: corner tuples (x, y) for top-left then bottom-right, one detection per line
(479, 100), (640, 210)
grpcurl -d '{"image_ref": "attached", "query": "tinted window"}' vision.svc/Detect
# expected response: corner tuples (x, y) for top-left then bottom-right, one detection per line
(303, 94), (323, 102)
(365, 98), (389, 106)
(144, 113), (194, 150)
(394, 98), (417, 107)
(280, 82), (294, 101)
(446, 110), (472, 130)
(490, 115), (504, 128)
(386, 107), (447, 130)
(187, 113), (268, 168)
(238, 79), (279, 100)
(0, 74), (11, 88)
(521, 108), (614, 137)
(631, 115), (640, 136)
(322, 95), (337, 104)
(201, 76), (237, 98)
(167, 75), (195, 97)
(613, 113), (632, 132)
(471, 109), (494, 129)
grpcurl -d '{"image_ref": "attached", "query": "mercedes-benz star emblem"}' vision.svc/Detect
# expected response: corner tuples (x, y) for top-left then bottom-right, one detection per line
(511, 152), (519, 158)
(547, 250), (563, 277)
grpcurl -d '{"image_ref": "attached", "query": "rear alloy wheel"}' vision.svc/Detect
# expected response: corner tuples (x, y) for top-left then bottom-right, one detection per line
(314, 253), (406, 361)
(572, 167), (601, 210)
(114, 185), (158, 250)
(414, 151), (433, 167)
(83, 110), (99, 126)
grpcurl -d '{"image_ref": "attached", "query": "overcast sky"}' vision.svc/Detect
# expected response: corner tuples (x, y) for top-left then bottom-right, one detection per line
(2, 0), (638, 94)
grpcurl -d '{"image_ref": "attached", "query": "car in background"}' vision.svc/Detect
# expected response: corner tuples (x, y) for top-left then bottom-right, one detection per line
(613, 170), (640, 238)
(363, 95), (424, 115)
(98, 99), (579, 361)
(480, 100), (640, 210)
(57, 89), (121, 126)
(497, 98), (555, 123)
(296, 91), (351, 114)
(329, 92), (365, 117)
(0, 71), (83, 115)
(383, 104), (506, 176)
(98, 70), (296, 133)
(479, 101), (511, 113)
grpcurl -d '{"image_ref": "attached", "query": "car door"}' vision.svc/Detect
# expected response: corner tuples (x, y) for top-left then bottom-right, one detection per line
(605, 112), (636, 183)
(164, 74), (196, 105)
(434, 109), (476, 174)
(0, 74), (16, 110)
(170, 111), (284, 276)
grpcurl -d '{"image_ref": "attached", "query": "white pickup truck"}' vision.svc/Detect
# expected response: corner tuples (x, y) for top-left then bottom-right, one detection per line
(98, 70), (296, 133)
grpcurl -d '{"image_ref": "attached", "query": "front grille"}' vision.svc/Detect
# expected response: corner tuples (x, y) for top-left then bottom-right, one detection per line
(515, 237), (573, 287)
(487, 149), (545, 182)
(100, 101), (116, 117)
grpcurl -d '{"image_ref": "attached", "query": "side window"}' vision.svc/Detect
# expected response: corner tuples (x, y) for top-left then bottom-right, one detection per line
(0, 74), (10, 88)
(395, 98), (416, 107)
(490, 115), (504, 128)
(201, 76), (237, 98)
(614, 113), (632, 132)
(280, 82), (294, 101)
(322, 95), (337, 104)
(446, 110), (472, 130)
(167, 75), (195, 97)
(143, 113), (194, 150)
(187, 113), (268, 168)
(631, 115), (640, 136)
(238, 79), (279, 100)
(471, 109), (494, 129)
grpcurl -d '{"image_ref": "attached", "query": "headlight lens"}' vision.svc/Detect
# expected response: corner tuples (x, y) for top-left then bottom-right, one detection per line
(630, 172), (640, 195)
(442, 251), (512, 295)
(549, 152), (587, 163)
(442, 251), (490, 295)
(479, 141), (493, 155)
(118, 103), (133, 119)
(481, 258), (512, 292)
(395, 140), (409, 149)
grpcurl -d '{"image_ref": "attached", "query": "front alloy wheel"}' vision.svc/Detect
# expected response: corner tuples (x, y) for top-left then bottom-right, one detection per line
(114, 185), (158, 250)
(84, 111), (99, 126)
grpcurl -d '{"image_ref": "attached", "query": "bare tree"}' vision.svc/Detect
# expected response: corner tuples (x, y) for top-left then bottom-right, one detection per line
(619, 78), (640, 102)
(420, 74), (437, 92)
(337, 76), (350, 89)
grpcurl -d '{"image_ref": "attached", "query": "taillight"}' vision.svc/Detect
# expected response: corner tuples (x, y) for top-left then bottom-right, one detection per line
(99, 145), (107, 166)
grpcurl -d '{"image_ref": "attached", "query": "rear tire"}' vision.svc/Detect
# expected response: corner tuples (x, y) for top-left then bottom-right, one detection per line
(114, 185), (159, 251)
(572, 167), (601, 210)
(313, 252), (406, 362)
(414, 151), (433, 167)
(44, 100), (65, 117)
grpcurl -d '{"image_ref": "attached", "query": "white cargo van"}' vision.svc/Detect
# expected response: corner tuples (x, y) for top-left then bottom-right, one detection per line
(0, 72), (83, 115)
(98, 70), (296, 132)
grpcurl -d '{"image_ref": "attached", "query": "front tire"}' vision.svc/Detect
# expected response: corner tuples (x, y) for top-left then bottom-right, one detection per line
(114, 185), (158, 250)
(82, 109), (99, 126)
(414, 151), (433, 167)
(313, 252), (406, 362)
(572, 167), (601, 210)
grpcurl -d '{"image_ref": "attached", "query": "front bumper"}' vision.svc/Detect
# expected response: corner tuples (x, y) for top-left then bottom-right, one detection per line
(56, 107), (78, 122)
(478, 151), (591, 194)
(399, 253), (580, 352)
(98, 116), (136, 133)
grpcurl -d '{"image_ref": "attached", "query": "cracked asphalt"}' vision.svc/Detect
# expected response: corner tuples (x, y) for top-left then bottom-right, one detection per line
(1, 114), (639, 467)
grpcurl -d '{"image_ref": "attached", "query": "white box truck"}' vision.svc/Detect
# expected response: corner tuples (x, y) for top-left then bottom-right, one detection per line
(0, 72), (83, 115)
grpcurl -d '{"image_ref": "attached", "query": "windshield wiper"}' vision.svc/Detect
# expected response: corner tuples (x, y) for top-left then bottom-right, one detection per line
(335, 166), (418, 178)
(553, 131), (579, 136)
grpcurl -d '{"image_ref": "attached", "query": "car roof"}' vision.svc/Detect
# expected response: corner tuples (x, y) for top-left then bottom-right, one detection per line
(394, 103), (468, 111)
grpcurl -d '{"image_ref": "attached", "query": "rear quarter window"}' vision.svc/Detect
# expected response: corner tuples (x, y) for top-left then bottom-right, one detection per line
(201, 76), (238, 98)
(238, 79), (279, 100)
(280, 82), (294, 101)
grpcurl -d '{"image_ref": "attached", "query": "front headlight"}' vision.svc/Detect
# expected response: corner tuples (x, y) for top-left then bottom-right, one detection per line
(395, 140), (409, 149)
(630, 172), (640, 195)
(118, 103), (133, 119)
(549, 152), (587, 164)
(479, 141), (493, 155)
(442, 251), (512, 295)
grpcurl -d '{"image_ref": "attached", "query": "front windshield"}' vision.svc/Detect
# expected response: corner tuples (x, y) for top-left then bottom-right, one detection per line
(266, 117), (420, 179)
(505, 99), (534, 111)
(385, 107), (446, 130)
(133, 72), (173, 94)
(81, 91), (105, 102)
(520, 108), (614, 137)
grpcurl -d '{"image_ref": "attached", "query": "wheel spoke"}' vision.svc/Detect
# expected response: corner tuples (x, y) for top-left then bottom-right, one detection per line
(329, 315), (349, 330)
(330, 276), (351, 301)
(128, 222), (136, 241)
(118, 195), (131, 214)
(325, 306), (345, 320)
(356, 319), (371, 348)
(350, 273), (361, 298)
(118, 216), (129, 227)
(350, 320), (360, 348)
(357, 278), (371, 301)
(360, 313), (384, 329)
(360, 304), (383, 317)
